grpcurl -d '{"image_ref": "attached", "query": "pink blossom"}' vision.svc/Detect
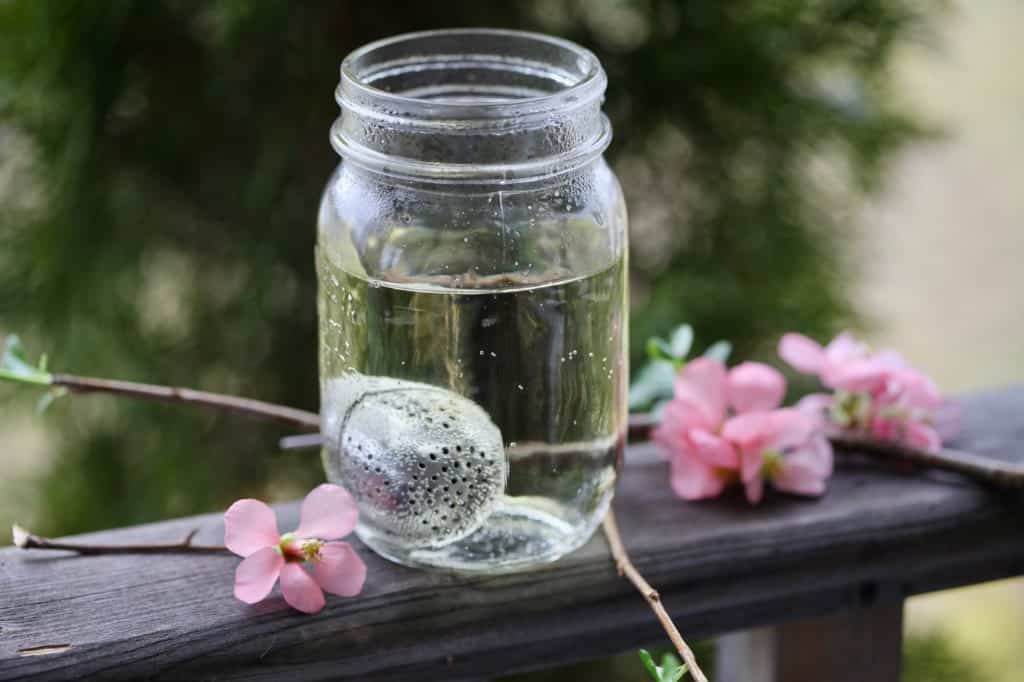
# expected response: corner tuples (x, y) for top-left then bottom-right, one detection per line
(224, 484), (366, 614)
(778, 332), (956, 453)
(654, 357), (830, 504)
(722, 409), (833, 504)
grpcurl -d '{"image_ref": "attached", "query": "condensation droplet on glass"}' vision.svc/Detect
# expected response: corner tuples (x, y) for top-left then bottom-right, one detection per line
(517, 384), (524, 391)
(490, 351), (497, 358)
(479, 350), (485, 356)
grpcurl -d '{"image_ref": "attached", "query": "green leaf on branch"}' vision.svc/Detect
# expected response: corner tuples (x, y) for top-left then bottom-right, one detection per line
(638, 649), (689, 681)
(0, 335), (53, 386)
(646, 336), (675, 363)
(629, 359), (677, 410)
(638, 649), (661, 679)
(703, 340), (732, 363)
(669, 325), (694, 359)
(36, 387), (69, 413)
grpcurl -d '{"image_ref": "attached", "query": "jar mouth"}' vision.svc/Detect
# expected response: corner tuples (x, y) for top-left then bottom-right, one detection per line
(333, 28), (610, 181)
(339, 28), (605, 122)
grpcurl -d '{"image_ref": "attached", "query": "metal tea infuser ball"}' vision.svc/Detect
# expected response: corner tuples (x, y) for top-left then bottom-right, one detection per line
(321, 375), (507, 548)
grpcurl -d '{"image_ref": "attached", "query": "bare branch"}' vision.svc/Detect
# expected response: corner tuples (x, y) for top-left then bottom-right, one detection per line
(12, 524), (226, 555)
(602, 510), (708, 682)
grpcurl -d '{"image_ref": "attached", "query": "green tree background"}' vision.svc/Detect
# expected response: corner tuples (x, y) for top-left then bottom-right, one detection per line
(0, 0), (930, 534)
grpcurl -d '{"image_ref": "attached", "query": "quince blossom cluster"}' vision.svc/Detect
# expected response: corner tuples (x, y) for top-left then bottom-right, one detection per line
(654, 332), (955, 504)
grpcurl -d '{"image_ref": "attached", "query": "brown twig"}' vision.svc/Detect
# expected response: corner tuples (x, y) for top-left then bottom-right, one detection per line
(51, 373), (320, 429)
(828, 435), (1024, 488)
(12, 524), (227, 555)
(602, 510), (708, 682)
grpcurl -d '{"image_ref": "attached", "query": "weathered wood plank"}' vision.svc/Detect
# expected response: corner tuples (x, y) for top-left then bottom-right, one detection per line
(1, 388), (1023, 681)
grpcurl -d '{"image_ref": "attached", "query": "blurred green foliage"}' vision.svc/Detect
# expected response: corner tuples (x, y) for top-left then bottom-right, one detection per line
(0, 0), (935, 536)
(905, 630), (993, 682)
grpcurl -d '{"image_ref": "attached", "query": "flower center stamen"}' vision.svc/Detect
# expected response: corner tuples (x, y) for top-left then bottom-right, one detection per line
(762, 449), (783, 479)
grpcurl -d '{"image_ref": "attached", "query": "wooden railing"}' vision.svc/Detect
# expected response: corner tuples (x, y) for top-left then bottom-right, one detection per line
(2, 387), (1022, 681)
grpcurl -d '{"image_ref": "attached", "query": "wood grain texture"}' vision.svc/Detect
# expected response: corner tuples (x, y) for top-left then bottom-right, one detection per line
(2, 388), (1023, 681)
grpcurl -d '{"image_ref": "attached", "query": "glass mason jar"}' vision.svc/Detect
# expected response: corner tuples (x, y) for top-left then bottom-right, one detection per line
(318, 29), (627, 573)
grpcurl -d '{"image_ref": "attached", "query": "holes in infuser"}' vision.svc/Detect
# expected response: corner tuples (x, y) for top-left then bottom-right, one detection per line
(442, 422), (450, 429)
(456, 445), (462, 453)
(431, 475), (438, 481)
(418, 462), (426, 469)
(451, 477), (458, 484)
(442, 447), (449, 455)
(429, 453), (437, 461)
(441, 466), (448, 473)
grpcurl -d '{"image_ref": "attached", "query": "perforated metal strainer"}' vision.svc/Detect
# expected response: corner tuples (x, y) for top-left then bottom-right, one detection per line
(321, 375), (507, 548)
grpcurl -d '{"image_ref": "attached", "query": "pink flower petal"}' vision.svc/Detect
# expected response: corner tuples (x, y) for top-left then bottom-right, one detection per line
(279, 563), (326, 614)
(889, 369), (942, 412)
(740, 448), (763, 484)
(294, 484), (358, 540)
(224, 499), (281, 557)
(824, 332), (870, 366)
(773, 461), (827, 497)
(781, 436), (833, 480)
(778, 333), (826, 375)
(764, 409), (816, 452)
(652, 399), (707, 460)
(689, 428), (739, 469)
(312, 542), (367, 597)
(827, 356), (899, 393)
(670, 453), (726, 500)
(728, 362), (786, 413)
(722, 412), (774, 455)
(795, 393), (833, 422)
(870, 415), (899, 442)
(905, 421), (941, 453)
(234, 546), (284, 604)
(673, 358), (728, 427)
(744, 476), (764, 505)
(662, 397), (716, 438)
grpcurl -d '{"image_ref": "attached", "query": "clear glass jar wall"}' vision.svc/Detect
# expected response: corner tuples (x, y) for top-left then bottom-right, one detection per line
(318, 29), (628, 572)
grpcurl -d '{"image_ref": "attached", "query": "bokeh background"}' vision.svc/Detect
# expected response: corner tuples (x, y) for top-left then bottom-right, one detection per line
(1, 1), (1020, 680)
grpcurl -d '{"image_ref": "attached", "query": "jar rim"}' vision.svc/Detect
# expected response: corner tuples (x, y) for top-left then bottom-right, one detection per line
(339, 28), (606, 122)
